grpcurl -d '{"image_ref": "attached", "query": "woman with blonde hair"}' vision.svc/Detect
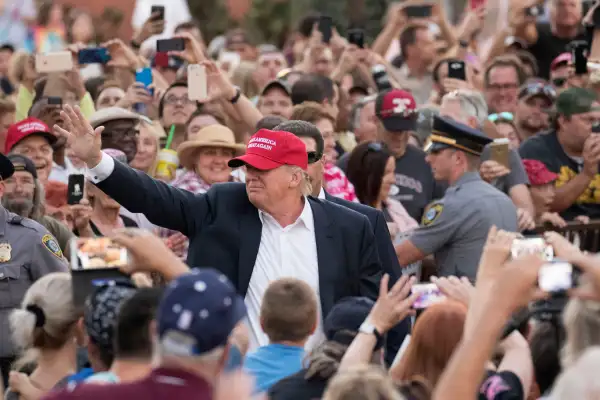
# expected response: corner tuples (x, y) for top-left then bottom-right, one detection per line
(129, 117), (164, 175)
(561, 284), (600, 369)
(323, 365), (405, 400)
(5, 273), (80, 399)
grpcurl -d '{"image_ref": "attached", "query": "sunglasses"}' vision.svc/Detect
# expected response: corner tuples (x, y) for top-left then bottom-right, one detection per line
(519, 82), (557, 100)
(488, 112), (514, 122)
(552, 77), (567, 87)
(307, 151), (321, 164)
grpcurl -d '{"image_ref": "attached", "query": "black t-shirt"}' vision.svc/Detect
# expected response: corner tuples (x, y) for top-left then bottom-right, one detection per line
(268, 369), (328, 400)
(519, 131), (600, 220)
(527, 22), (587, 79)
(479, 370), (524, 400)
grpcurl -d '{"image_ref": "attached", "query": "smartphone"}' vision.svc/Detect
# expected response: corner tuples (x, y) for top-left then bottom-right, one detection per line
(318, 16), (333, 44)
(511, 237), (554, 261)
(157, 38), (185, 53)
(470, 0), (486, 10)
(154, 52), (169, 68)
(539, 261), (573, 293)
(70, 237), (129, 270)
(150, 5), (165, 20)
(347, 29), (365, 48)
(372, 64), (392, 92)
(594, 6), (600, 28)
(187, 64), (207, 101)
(35, 52), (73, 73)
(571, 41), (589, 75)
(135, 67), (153, 92)
(67, 174), (85, 205)
(447, 60), (466, 81)
(404, 5), (433, 18)
(46, 96), (62, 106)
(525, 4), (545, 17)
(489, 138), (510, 169)
(593, 123), (600, 133)
(78, 48), (111, 65)
(411, 283), (446, 309)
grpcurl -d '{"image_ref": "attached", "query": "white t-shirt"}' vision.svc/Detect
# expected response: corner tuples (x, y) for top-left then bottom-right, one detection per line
(0, 0), (36, 50)
(131, 0), (192, 53)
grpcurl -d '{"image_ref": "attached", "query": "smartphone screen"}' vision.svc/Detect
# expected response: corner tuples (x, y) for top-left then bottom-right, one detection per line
(412, 283), (446, 309)
(447, 60), (466, 81)
(318, 16), (333, 44)
(67, 174), (85, 205)
(70, 237), (129, 270)
(404, 5), (433, 18)
(511, 237), (554, 261)
(572, 42), (589, 75)
(489, 139), (510, 169)
(135, 67), (153, 91)
(46, 96), (62, 106)
(539, 262), (573, 292)
(347, 29), (365, 48)
(187, 64), (207, 101)
(78, 48), (111, 65)
(35, 52), (73, 73)
(156, 38), (185, 53)
(150, 5), (165, 20)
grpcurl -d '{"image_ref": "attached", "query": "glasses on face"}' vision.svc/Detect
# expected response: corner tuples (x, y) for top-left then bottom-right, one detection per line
(104, 127), (140, 138)
(164, 95), (196, 106)
(488, 112), (514, 122)
(519, 82), (557, 101)
(307, 151), (321, 164)
(552, 77), (567, 87)
(367, 142), (385, 152)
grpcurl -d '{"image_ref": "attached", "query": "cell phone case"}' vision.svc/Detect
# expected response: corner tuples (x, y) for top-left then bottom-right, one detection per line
(188, 64), (207, 101)
(35, 52), (74, 73)
(489, 141), (510, 169)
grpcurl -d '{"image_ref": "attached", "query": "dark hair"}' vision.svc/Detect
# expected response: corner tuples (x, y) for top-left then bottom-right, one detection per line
(432, 58), (462, 84)
(256, 115), (287, 130)
(529, 319), (566, 395)
(515, 50), (539, 77)
(298, 13), (321, 38)
(346, 142), (392, 207)
(274, 120), (324, 160)
(115, 287), (163, 360)
(175, 21), (199, 33)
(399, 24), (428, 59)
(0, 44), (15, 53)
(291, 74), (334, 105)
(37, 0), (59, 26)
(484, 55), (526, 88)
(85, 76), (107, 102)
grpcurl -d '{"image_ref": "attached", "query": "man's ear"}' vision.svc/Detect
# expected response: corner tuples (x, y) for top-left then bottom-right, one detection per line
(0, 181), (5, 199)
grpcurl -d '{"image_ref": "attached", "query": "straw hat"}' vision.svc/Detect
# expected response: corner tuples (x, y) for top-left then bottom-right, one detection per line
(177, 125), (245, 170)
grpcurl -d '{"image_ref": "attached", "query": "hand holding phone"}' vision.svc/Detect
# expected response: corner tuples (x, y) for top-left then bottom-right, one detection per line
(411, 283), (446, 309)
(571, 40), (589, 75)
(35, 52), (74, 73)
(318, 16), (333, 44)
(489, 138), (510, 169)
(157, 38), (185, 53)
(67, 174), (85, 205)
(187, 64), (208, 101)
(404, 5), (433, 19)
(150, 5), (165, 21)
(347, 29), (365, 48)
(511, 237), (554, 261)
(78, 48), (111, 65)
(539, 261), (574, 293)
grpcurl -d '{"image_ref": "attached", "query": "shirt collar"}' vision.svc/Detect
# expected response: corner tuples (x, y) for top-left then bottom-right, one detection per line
(318, 188), (326, 199)
(258, 197), (314, 231)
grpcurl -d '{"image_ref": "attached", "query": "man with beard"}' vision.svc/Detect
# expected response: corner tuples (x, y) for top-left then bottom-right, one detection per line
(89, 108), (141, 163)
(514, 82), (555, 141)
(0, 152), (68, 388)
(2, 154), (92, 253)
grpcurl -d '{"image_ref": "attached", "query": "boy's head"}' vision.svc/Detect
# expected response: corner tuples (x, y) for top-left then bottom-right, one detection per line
(260, 278), (318, 343)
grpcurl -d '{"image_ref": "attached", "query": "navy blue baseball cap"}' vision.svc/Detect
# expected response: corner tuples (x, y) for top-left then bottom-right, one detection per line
(157, 269), (246, 356)
(324, 297), (382, 349)
(425, 115), (492, 156)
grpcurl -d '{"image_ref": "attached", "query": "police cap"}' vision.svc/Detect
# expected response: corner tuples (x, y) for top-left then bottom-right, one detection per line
(424, 115), (492, 156)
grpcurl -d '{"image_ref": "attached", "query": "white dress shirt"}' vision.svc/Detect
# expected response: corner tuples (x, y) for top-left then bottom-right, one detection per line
(88, 152), (326, 352)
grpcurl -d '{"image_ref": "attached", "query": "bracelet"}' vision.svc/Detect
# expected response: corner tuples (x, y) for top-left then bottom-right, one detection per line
(130, 40), (141, 50)
(229, 86), (241, 104)
(459, 40), (469, 48)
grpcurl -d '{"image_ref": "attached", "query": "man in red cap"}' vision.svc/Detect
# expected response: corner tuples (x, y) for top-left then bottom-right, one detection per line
(56, 104), (382, 354)
(372, 89), (444, 222)
(4, 118), (57, 184)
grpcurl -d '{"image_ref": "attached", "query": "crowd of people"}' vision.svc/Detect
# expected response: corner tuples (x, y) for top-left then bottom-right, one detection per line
(0, 0), (599, 399)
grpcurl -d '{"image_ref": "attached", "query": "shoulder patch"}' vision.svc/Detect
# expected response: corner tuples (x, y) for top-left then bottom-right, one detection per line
(42, 234), (63, 259)
(422, 203), (444, 226)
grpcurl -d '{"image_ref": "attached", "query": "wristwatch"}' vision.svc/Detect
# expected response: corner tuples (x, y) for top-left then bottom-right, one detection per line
(459, 39), (469, 48)
(359, 319), (383, 344)
(229, 86), (242, 104)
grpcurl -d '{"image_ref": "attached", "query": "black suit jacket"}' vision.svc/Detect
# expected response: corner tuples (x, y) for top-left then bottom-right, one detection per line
(96, 161), (382, 316)
(325, 194), (401, 282)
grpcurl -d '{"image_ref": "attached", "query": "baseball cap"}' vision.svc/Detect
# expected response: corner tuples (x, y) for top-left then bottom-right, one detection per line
(5, 118), (57, 154)
(323, 297), (383, 350)
(375, 89), (417, 132)
(84, 282), (137, 354)
(157, 269), (246, 356)
(260, 80), (291, 97)
(228, 129), (308, 170)
(522, 159), (558, 186)
(518, 82), (557, 103)
(7, 154), (37, 179)
(550, 53), (572, 72)
(555, 87), (600, 116)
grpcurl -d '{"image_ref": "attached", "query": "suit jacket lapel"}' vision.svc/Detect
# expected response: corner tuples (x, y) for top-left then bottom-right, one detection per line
(309, 197), (337, 317)
(238, 206), (262, 296)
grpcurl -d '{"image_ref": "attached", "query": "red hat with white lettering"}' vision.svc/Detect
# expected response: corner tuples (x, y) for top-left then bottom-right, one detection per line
(375, 89), (417, 132)
(5, 117), (57, 154)
(228, 129), (308, 170)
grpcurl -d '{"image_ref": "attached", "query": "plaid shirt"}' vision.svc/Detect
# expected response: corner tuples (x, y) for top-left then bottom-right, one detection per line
(323, 162), (358, 203)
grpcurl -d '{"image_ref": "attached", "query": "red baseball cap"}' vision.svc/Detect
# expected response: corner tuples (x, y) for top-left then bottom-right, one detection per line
(523, 159), (558, 186)
(550, 53), (572, 72)
(375, 89), (417, 132)
(228, 129), (308, 171)
(5, 117), (57, 154)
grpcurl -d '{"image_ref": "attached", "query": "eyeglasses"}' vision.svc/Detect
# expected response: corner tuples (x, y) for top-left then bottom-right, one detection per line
(518, 82), (557, 101)
(552, 77), (567, 87)
(164, 95), (197, 106)
(488, 112), (514, 123)
(307, 151), (322, 164)
(367, 142), (385, 152)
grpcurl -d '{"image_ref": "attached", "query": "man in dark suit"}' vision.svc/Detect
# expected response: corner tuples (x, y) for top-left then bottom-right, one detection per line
(276, 120), (408, 366)
(55, 105), (382, 351)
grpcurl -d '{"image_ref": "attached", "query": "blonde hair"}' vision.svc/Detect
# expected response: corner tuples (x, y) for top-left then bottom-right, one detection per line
(551, 347), (600, 399)
(323, 365), (405, 400)
(231, 62), (260, 99)
(9, 51), (33, 84)
(136, 117), (164, 176)
(10, 273), (78, 365)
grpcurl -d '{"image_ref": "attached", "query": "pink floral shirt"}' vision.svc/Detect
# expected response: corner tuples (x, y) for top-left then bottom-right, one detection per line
(323, 163), (358, 203)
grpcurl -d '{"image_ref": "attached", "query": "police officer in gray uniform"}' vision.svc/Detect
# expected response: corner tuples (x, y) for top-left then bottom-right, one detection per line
(395, 116), (518, 280)
(0, 153), (68, 387)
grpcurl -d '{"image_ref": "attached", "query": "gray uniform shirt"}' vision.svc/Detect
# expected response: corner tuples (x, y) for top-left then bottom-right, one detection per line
(408, 172), (518, 280)
(0, 208), (68, 357)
